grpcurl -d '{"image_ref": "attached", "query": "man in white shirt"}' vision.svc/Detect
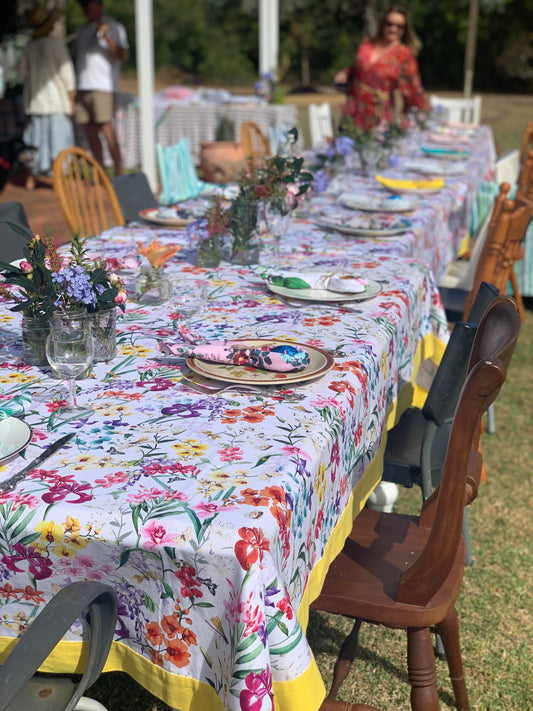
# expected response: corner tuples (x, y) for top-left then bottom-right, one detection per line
(74, 0), (128, 175)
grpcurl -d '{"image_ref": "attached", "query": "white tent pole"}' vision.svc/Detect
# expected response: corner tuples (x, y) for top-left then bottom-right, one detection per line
(463, 0), (479, 98)
(135, 0), (157, 192)
(259, 0), (269, 75)
(259, 0), (278, 76)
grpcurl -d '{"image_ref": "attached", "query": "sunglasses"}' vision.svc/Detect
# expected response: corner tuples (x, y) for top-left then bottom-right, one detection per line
(385, 20), (406, 29)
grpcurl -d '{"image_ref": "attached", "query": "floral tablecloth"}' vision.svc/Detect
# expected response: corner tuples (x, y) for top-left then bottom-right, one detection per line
(0, 218), (450, 711)
(304, 125), (495, 283)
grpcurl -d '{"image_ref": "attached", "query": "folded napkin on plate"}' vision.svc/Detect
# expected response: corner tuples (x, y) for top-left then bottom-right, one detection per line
(375, 175), (445, 191)
(158, 326), (310, 372)
(268, 271), (369, 293)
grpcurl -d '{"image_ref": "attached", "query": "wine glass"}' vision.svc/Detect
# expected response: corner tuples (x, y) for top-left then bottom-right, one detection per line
(360, 141), (383, 177)
(170, 277), (207, 332)
(264, 195), (292, 268)
(45, 317), (94, 422)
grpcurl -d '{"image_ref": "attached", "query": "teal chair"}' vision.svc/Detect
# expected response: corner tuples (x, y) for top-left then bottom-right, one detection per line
(157, 137), (218, 204)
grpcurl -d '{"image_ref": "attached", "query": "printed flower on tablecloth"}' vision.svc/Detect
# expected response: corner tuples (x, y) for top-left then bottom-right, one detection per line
(234, 526), (270, 570)
(239, 667), (274, 711)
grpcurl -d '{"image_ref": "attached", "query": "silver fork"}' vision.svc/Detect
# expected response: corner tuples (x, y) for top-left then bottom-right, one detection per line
(180, 376), (305, 400)
(181, 376), (267, 396)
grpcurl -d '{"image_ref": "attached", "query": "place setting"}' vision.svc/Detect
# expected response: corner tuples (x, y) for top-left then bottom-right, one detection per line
(263, 268), (383, 309)
(314, 212), (412, 237)
(338, 190), (419, 213)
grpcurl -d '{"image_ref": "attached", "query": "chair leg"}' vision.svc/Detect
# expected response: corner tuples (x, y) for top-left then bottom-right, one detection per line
(436, 608), (470, 711)
(327, 618), (363, 701)
(407, 626), (439, 711)
(509, 269), (525, 321)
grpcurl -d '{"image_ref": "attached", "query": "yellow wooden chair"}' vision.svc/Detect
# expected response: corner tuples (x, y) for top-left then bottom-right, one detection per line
(52, 147), (124, 237)
(240, 121), (271, 165)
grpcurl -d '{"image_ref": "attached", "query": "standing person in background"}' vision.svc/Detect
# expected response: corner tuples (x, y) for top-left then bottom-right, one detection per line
(335, 5), (426, 129)
(74, 0), (128, 176)
(19, 3), (75, 190)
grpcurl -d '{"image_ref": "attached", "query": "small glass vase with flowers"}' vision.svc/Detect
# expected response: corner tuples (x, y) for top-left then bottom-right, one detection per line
(187, 194), (231, 268)
(229, 128), (314, 265)
(135, 240), (181, 304)
(0, 229), (127, 366)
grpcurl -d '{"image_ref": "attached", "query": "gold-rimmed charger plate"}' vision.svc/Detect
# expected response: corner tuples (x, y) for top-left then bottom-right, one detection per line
(267, 278), (382, 302)
(139, 208), (194, 227)
(187, 339), (334, 385)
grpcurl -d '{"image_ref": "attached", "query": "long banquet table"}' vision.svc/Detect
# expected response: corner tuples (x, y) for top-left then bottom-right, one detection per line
(0, 124), (496, 711)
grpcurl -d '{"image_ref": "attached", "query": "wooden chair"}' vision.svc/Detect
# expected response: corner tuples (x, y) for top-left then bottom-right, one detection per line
(52, 147), (125, 237)
(308, 102), (334, 148)
(240, 121), (271, 165)
(429, 95), (482, 125)
(0, 581), (117, 711)
(310, 296), (521, 711)
(518, 120), (533, 163)
(440, 182), (532, 322)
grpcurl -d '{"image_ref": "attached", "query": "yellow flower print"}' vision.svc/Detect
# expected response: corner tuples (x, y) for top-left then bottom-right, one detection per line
(92, 402), (133, 418)
(68, 454), (102, 471)
(315, 462), (326, 505)
(62, 516), (81, 539)
(118, 344), (154, 357)
(34, 520), (64, 544)
(64, 535), (89, 550)
(0, 314), (14, 325)
(29, 540), (48, 553)
(210, 278), (236, 288)
(171, 438), (209, 458)
(0, 372), (33, 385)
(52, 543), (78, 559)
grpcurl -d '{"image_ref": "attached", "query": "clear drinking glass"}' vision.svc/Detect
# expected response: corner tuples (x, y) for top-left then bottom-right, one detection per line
(45, 317), (94, 422)
(170, 277), (208, 331)
(264, 195), (292, 268)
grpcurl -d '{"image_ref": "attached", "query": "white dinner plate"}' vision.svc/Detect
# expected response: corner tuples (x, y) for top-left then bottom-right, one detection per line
(0, 417), (32, 463)
(139, 208), (194, 227)
(316, 216), (411, 237)
(339, 193), (418, 213)
(403, 159), (468, 176)
(187, 339), (334, 385)
(267, 278), (382, 302)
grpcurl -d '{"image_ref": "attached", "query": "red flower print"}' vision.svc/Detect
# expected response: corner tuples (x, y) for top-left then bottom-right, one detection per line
(239, 667), (274, 711)
(162, 614), (184, 639)
(146, 621), (163, 646)
(241, 488), (269, 507)
(164, 638), (191, 668)
(234, 527), (270, 571)
(276, 597), (294, 620)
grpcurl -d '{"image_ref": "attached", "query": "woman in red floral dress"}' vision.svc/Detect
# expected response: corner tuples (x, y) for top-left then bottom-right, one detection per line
(335, 5), (426, 129)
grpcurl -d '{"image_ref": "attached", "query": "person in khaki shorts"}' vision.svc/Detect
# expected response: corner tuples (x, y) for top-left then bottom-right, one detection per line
(74, 0), (128, 175)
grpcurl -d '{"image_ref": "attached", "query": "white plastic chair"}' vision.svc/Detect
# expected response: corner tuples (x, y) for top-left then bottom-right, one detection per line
(308, 102), (334, 148)
(429, 95), (482, 125)
(495, 149), (520, 186)
(0, 582), (117, 711)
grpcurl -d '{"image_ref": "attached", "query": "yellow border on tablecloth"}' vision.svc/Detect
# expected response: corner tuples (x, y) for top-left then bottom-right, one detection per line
(0, 330), (445, 711)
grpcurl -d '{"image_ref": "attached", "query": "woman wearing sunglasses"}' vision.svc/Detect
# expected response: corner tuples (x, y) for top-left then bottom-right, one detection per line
(334, 5), (426, 129)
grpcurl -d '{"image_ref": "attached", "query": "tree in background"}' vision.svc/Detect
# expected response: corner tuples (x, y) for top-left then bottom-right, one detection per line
(60, 0), (533, 93)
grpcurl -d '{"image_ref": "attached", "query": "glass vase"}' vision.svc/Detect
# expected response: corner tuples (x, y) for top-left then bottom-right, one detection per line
(90, 307), (117, 362)
(134, 266), (172, 305)
(21, 315), (50, 366)
(196, 234), (221, 268)
(229, 201), (261, 266)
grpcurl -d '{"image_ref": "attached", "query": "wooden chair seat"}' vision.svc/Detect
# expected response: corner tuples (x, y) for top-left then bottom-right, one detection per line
(314, 506), (466, 627)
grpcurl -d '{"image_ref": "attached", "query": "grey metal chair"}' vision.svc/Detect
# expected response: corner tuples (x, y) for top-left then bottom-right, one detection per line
(0, 581), (117, 711)
(0, 201), (32, 263)
(381, 281), (500, 565)
(111, 171), (158, 224)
